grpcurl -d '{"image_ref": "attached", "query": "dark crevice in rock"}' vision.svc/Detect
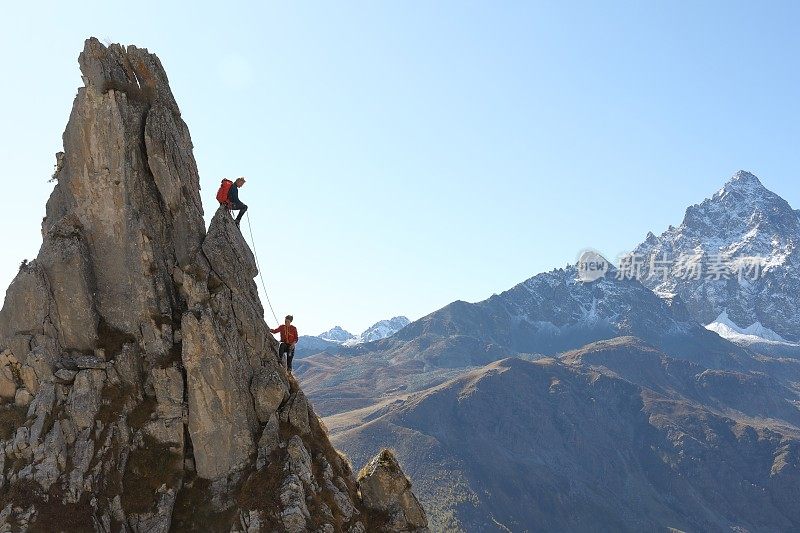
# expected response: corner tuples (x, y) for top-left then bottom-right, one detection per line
(97, 317), (136, 361)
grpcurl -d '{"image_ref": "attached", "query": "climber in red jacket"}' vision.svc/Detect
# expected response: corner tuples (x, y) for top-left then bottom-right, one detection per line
(271, 315), (299, 372)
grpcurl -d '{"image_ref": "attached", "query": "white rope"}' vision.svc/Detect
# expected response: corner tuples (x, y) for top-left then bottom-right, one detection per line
(244, 211), (280, 325)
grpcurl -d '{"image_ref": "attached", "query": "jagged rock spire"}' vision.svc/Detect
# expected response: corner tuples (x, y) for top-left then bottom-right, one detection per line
(0, 37), (426, 532)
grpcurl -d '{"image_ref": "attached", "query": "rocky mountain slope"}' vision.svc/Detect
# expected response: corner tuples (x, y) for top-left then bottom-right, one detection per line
(331, 338), (800, 532)
(633, 170), (800, 344)
(0, 38), (426, 533)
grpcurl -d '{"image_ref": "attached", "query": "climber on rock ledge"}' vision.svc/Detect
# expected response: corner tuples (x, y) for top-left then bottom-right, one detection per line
(227, 177), (248, 227)
(271, 315), (299, 372)
(216, 176), (248, 227)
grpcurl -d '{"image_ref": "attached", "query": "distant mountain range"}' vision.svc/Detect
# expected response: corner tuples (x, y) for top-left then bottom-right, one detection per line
(354, 265), (743, 368)
(298, 171), (800, 531)
(347, 316), (411, 345)
(296, 316), (410, 358)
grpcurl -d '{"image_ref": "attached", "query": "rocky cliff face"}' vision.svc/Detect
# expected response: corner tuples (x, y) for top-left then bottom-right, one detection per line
(0, 38), (426, 533)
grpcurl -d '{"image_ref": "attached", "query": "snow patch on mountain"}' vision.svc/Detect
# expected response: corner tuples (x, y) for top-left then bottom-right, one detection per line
(705, 310), (794, 345)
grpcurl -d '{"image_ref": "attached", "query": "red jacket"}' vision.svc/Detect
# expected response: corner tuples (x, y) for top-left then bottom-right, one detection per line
(271, 324), (298, 344)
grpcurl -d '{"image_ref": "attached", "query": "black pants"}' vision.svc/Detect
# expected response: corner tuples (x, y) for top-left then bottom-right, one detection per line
(279, 342), (295, 371)
(230, 200), (248, 223)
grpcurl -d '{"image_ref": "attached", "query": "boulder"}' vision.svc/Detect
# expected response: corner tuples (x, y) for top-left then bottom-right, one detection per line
(54, 368), (77, 383)
(26, 349), (55, 385)
(279, 474), (310, 533)
(286, 435), (316, 490)
(66, 369), (105, 430)
(151, 367), (184, 420)
(279, 389), (311, 436)
(251, 366), (288, 423)
(28, 383), (56, 444)
(14, 389), (33, 408)
(358, 450), (429, 532)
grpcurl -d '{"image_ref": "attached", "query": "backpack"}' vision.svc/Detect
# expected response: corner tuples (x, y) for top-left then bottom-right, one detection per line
(216, 179), (233, 206)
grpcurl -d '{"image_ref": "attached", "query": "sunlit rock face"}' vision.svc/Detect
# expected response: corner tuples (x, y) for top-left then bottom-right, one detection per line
(0, 37), (425, 532)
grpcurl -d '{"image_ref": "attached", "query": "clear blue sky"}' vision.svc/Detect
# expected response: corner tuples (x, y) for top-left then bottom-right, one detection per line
(2, 1), (799, 335)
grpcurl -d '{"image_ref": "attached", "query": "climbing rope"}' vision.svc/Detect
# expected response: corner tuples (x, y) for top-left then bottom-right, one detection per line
(244, 211), (280, 325)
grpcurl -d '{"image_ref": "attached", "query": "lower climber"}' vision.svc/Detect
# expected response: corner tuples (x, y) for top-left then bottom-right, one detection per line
(271, 315), (299, 372)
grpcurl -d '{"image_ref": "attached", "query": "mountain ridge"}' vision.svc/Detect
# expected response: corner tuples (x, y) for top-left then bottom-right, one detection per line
(307, 265), (744, 372)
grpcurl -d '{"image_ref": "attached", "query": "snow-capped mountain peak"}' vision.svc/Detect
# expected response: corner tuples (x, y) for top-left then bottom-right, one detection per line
(682, 170), (793, 239)
(718, 170), (765, 195)
(318, 326), (355, 343)
(634, 171), (800, 342)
